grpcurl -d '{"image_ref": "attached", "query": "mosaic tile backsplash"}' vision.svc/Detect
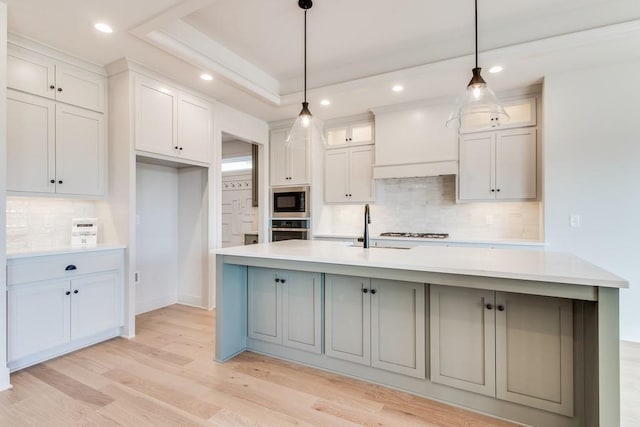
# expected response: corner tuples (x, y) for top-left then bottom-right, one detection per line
(316, 175), (542, 241)
(6, 197), (97, 249)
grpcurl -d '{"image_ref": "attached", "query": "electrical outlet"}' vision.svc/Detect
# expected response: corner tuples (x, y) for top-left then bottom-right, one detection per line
(486, 215), (494, 225)
(570, 214), (581, 228)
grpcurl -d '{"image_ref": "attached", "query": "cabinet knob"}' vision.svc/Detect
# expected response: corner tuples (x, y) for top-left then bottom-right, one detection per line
(73, 289), (79, 294)
(496, 189), (501, 192)
(174, 146), (179, 150)
(485, 303), (493, 310)
(49, 85), (55, 90)
(370, 289), (377, 295)
(57, 87), (63, 92)
(491, 189), (495, 192)
(280, 279), (286, 284)
(50, 179), (55, 184)
(65, 291), (71, 296)
(179, 147), (183, 151)
(58, 180), (63, 184)
(362, 288), (368, 293)
(65, 265), (77, 271)
(497, 305), (505, 311)
(275, 278), (280, 283)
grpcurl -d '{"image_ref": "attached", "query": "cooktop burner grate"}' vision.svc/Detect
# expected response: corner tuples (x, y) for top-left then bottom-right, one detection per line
(380, 232), (449, 239)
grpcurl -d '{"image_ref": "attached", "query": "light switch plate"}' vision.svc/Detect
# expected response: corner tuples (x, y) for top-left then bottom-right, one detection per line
(570, 214), (581, 228)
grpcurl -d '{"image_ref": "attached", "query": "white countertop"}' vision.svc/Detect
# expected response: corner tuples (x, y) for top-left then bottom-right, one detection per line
(7, 244), (127, 259)
(312, 233), (546, 247)
(216, 240), (627, 288)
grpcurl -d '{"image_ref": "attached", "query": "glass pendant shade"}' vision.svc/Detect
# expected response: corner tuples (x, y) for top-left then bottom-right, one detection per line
(446, 67), (509, 129)
(286, 102), (326, 147)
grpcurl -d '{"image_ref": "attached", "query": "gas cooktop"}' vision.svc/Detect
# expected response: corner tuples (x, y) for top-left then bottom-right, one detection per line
(380, 232), (449, 239)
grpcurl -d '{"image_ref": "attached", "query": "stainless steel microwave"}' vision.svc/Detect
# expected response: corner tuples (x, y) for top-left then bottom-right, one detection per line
(272, 186), (309, 218)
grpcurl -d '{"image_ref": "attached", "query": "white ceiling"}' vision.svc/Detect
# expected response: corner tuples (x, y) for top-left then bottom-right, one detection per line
(7, 0), (640, 122)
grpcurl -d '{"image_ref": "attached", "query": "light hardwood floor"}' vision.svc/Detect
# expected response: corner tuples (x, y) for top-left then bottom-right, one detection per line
(0, 304), (637, 426)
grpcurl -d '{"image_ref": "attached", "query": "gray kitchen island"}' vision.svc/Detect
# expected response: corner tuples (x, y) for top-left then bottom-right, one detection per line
(215, 240), (627, 426)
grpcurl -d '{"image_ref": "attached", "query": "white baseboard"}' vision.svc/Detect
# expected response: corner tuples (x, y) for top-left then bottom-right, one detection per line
(135, 294), (178, 315)
(177, 294), (205, 308)
(0, 366), (11, 392)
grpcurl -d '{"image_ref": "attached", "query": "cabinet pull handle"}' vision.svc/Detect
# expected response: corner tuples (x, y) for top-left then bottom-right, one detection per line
(65, 291), (71, 296)
(362, 288), (368, 293)
(486, 303), (493, 310)
(49, 85), (55, 90)
(73, 290), (79, 294)
(370, 289), (377, 295)
(497, 305), (505, 311)
(65, 265), (77, 271)
(50, 179), (55, 184)
(57, 87), (63, 92)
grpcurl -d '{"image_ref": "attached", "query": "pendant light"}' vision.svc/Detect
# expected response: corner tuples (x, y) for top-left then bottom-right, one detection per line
(446, 0), (509, 129)
(286, 0), (325, 147)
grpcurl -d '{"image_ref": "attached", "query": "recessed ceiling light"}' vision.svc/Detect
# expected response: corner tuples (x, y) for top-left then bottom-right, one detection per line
(200, 73), (214, 81)
(94, 23), (113, 34)
(392, 85), (404, 92)
(489, 65), (504, 74)
(320, 99), (331, 106)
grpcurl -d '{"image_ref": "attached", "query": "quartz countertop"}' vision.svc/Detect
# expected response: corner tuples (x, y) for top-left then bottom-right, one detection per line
(7, 244), (127, 259)
(216, 240), (627, 288)
(312, 233), (545, 247)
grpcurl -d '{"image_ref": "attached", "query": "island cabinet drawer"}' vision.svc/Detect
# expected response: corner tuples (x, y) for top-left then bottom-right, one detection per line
(8, 250), (123, 286)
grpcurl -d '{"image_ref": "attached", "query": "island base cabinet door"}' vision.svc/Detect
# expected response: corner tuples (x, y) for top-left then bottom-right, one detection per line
(282, 272), (322, 354)
(8, 280), (71, 362)
(248, 267), (282, 344)
(495, 293), (574, 416)
(70, 272), (122, 341)
(371, 279), (425, 379)
(430, 285), (496, 396)
(325, 274), (371, 365)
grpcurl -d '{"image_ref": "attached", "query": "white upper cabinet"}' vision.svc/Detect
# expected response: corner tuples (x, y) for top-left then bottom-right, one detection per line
(178, 93), (212, 163)
(460, 97), (536, 133)
(7, 90), (105, 197)
(325, 145), (374, 203)
(134, 74), (212, 164)
(459, 128), (537, 201)
(8, 46), (105, 112)
(270, 129), (310, 186)
(326, 120), (374, 148)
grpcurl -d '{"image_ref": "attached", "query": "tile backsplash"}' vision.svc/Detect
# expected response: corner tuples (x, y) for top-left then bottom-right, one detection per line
(316, 175), (542, 241)
(7, 197), (97, 249)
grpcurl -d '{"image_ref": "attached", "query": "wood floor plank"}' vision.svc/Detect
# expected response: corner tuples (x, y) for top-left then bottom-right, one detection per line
(27, 364), (114, 407)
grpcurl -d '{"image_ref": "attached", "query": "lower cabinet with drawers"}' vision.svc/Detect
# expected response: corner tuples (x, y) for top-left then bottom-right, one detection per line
(7, 247), (125, 371)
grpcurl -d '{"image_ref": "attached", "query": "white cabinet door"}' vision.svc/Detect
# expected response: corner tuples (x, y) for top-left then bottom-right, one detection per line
(178, 93), (211, 163)
(282, 271), (322, 353)
(496, 293), (573, 416)
(459, 133), (495, 201)
(70, 272), (122, 341)
(134, 75), (178, 157)
(495, 128), (537, 200)
(270, 129), (289, 186)
(55, 65), (105, 113)
(430, 285), (496, 396)
(325, 148), (350, 203)
(326, 126), (348, 148)
(288, 135), (309, 185)
(349, 122), (374, 146)
(7, 91), (56, 193)
(325, 274), (371, 365)
(371, 279), (425, 379)
(248, 267), (282, 344)
(348, 145), (375, 202)
(7, 50), (55, 99)
(8, 280), (71, 362)
(55, 104), (105, 196)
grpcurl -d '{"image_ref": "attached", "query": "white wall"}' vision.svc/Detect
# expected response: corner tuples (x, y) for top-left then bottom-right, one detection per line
(0, 0), (9, 391)
(222, 139), (253, 159)
(544, 60), (640, 342)
(135, 163), (179, 314)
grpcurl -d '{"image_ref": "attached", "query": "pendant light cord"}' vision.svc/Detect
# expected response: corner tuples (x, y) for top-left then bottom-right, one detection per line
(475, 0), (478, 69)
(304, 9), (308, 103)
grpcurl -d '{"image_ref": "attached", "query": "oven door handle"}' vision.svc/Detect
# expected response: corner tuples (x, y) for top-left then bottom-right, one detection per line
(271, 228), (310, 232)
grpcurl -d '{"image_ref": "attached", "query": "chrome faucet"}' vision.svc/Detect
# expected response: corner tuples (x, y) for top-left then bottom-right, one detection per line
(363, 204), (371, 249)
